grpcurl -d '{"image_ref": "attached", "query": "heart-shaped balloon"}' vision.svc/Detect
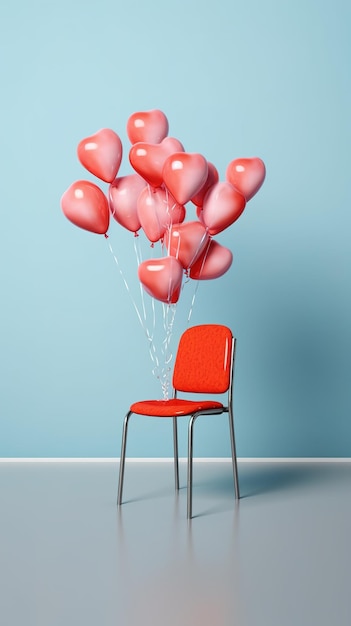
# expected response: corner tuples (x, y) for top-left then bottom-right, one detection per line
(163, 221), (209, 270)
(77, 129), (122, 183)
(129, 137), (185, 188)
(189, 239), (233, 280)
(109, 174), (146, 233)
(138, 256), (183, 303)
(202, 182), (246, 235)
(225, 157), (266, 201)
(137, 187), (185, 243)
(61, 180), (110, 235)
(191, 162), (219, 207)
(163, 152), (208, 206)
(127, 109), (169, 144)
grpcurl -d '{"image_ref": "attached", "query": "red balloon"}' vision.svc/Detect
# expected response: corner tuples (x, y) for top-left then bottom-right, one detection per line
(190, 239), (233, 280)
(109, 174), (146, 233)
(137, 187), (185, 243)
(202, 182), (246, 235)
(77, 129), (122, 183)
(61, 180), (110, 235)
(163, 221), (209, 270)
(127, 109), (169, 144)
(138, 256), (183, 303)
(129, 137), (184, 188)
(226, 157), (266, 201)
(196, 206), (204, 222)
(191, 162), (219, 207)
(162, 152), (208, 206)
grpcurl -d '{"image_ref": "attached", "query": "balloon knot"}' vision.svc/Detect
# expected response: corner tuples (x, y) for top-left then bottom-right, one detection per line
(104, 233), (109, 239)
(134, 231), (139, 238)
(150, 242), (154, 248)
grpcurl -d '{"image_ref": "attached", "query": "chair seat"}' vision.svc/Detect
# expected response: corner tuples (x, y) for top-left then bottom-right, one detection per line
(130, 398), (224, 417)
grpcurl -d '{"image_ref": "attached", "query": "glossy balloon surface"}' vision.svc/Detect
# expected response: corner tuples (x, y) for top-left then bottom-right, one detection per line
(61, 180), (110, 234)
(138, 256), (183, 303)
(109, 174), (146, 233)
(137, 187), (185, 242)
(191, 162), (219, 207)
(190, 239), (233, 280)
(202, 182), (246, 235)
(226, 157), (266, 201)
(129, 137), (184, 188)
(77, 128), (122, 183)
(163, 221), (209, 270)
(162, 152), (208, 206)
(127, 109), (169, 144)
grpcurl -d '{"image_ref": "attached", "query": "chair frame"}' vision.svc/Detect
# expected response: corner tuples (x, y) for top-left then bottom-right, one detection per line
(117, 329), (240, 519)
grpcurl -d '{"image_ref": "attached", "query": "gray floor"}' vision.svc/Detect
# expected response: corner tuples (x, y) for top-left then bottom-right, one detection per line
(1, 461), (351, 626)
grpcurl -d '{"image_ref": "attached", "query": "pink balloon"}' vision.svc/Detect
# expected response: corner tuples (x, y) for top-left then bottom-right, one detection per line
(191, 162), (219, 207)
(226, 157), (266, 201)
(163, 221), (209, 270)
(137, 187), (185, 243)
(77, 129), (122, 183)
(162, 152), (208, 206)
(109, 174), (146, 234)
(61, 180), (110, 235)
(127, 109), (169, 144)
(138, 256), (183, 303)
(129, 137), (185, 188)
(190, 239), (233, 280)
(202, 182), (246, 235)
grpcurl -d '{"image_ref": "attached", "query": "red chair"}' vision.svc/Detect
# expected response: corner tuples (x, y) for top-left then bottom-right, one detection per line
(117, 324), (240, 518)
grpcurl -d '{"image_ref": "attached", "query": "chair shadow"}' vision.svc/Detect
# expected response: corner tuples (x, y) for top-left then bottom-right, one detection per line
(118, 461), (351, 514)
(192, 461), (351, 500)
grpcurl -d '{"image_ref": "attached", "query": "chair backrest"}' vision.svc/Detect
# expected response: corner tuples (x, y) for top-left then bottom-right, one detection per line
(173, 324), (234, 394)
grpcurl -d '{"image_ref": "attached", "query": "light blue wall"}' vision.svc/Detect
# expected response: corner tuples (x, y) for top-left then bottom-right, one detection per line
(0, 0), (350, 457)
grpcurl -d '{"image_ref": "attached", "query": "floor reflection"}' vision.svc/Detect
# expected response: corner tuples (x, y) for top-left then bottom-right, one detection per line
(1, 461), (351, 625)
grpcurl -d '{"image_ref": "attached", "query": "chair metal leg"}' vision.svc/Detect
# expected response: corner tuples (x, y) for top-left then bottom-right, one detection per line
(173, 417), (179, 491)
(228, 408), (240, 499)
(187, 414), (197, 519)
(117, 410), (132, 506)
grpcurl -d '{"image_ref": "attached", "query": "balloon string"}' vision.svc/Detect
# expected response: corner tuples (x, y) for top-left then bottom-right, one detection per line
(159, 302), (177, 399)
(133, 237), (161, 371)
(107, 239), (146, 330)
(107, 231), (199, 398)
(187, 282), (200, 324)
(164, 187), (177, 219)
(146, 185), (178, 256)
(133, 236), (148, 327)
(134, 236), (158, 359)
(187, 230), (208, 270)
(147, 185), (163, 243)
(150, 290), (156, 345)
(107, 239), (156, 359)
(130, 235), (170, 394)
(196, 237), (211, 278)
(185, 237), (211, 324)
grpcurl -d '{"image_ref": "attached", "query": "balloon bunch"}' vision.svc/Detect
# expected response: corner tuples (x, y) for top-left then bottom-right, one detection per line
(61, 109), (266, 305)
